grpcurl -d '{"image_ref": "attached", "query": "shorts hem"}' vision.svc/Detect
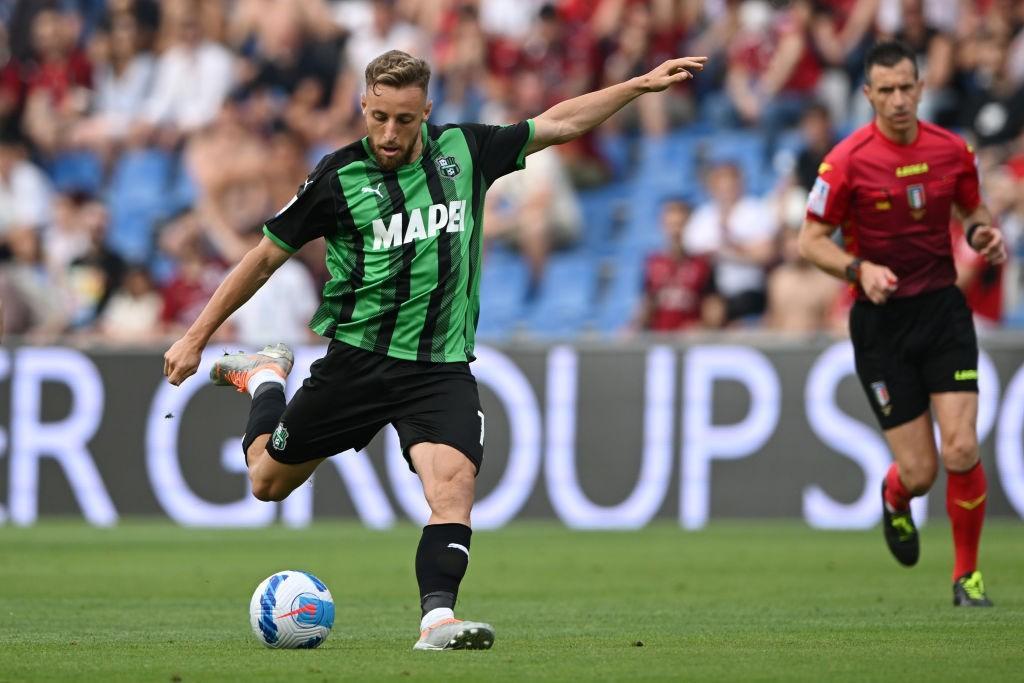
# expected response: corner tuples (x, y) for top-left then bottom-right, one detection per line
(401, 438), (482, 476)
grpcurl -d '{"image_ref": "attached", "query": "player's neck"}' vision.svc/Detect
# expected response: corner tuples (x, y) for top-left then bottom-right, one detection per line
(875, 117), (919, 146)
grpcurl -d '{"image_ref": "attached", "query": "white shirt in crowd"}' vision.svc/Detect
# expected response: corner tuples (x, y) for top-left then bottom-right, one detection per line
(683, 196), (779, 297)
(229, 259), (319, 347)
(144, 41), (234, 131)
(94, 54), (155, 134)
(0, 159), (52, 233)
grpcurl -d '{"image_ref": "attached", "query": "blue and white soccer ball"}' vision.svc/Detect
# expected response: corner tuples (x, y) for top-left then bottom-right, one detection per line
(249, 570), (335, 649)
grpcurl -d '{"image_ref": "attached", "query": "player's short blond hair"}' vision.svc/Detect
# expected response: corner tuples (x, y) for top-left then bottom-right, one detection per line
(365, 50), (431, 94)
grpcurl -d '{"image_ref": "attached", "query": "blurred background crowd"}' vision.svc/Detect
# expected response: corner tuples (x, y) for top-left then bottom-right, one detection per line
(1, 0), (1023, 347)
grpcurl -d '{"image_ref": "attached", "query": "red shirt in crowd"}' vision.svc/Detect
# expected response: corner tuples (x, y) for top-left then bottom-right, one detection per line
(642, 253), (713, 331)
(806, 119), (982, 300)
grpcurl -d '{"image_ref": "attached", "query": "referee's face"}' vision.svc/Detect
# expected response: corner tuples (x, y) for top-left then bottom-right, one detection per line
(864, 59), (922, 139)
(362, 84), (432, 171)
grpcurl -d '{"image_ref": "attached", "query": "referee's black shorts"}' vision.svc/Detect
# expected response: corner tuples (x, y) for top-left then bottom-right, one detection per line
(267, 340), (484, 473)
(850, 285), (979, 431)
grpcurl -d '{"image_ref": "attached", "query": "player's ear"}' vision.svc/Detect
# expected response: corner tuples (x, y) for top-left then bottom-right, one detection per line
(423, 99), (433, 121)
(360, 93), (367, 114)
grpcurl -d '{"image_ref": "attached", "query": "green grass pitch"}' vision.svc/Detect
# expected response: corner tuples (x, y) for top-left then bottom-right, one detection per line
(0, 521), (1021, 682)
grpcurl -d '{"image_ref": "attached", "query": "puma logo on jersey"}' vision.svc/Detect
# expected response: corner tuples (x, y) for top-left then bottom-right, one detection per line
(372, 200), (468, 249)
(361, 183), (384, 199)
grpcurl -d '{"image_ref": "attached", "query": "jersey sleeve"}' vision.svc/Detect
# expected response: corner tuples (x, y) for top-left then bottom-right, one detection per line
(805, 153), (853, 226)
(954, 140), (982, 214)
(460, 120), (536, 186)
(262, 168), (337, 253)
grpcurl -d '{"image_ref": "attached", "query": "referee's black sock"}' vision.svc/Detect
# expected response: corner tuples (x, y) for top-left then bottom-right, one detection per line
(241, 383), (286, 462)
(416, 523), (472, 616)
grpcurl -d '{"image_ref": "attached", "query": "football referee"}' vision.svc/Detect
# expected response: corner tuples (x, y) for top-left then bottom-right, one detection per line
(164, 49), (707, 649)
(800, 41), (1007, 606)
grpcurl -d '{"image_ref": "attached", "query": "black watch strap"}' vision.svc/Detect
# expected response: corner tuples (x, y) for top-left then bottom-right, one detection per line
(845, 258), (863, 284)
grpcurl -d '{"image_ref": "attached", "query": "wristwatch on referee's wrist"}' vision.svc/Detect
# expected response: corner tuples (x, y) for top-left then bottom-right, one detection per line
(845, 258), (863, 284)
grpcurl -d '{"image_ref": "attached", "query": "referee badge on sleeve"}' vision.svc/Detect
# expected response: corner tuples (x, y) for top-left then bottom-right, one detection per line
(807, 176), (830, 216)
(871, 381), (892, 416)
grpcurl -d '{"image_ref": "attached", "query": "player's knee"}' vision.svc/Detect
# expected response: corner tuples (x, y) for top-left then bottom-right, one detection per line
(941, 435), (978, 472)
(250, 475), (289, 502)
(902, 460), (938, 494)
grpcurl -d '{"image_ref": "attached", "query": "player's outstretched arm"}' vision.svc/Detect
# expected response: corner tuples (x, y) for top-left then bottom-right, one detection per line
(526, 56), (708, 155)
(799, 217), (897, 305)
(163, 237), (291, 385)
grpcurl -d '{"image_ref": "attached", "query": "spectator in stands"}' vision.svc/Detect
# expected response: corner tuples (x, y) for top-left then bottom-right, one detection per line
(198, 176), (320, 348)
(0, 131), (52, 254)
(886, 0), (955, 125)
(430, 3), (489, 125)
(44, 190), (92, 272)
(600, 1), (692, 138)
(960, 27), (1024, 149)
(765, 226), (843, 335)
(157, 208), (226, 337)
(808, 0), (879, 120)
(21, 6), (92, 155)
(793, 101), (836, 194)
(0, 226), (68, 340)
(96, 264), (163, 343)
(70, 8), (156, 159)
(683, 159), (778, 324)
(635, 198), (717, 332)
(137, 0), (234, 145)
(724, 0), (822, 157)
(66, 198), (125, 329)
(483, 74), (582, 299)
(0, 22), (25, 134)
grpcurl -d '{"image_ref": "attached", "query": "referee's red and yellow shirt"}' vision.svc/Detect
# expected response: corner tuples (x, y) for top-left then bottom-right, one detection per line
(806, 119), (981, 299)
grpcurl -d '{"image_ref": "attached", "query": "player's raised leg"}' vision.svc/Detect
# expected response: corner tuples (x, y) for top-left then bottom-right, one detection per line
(409, 443), (494, 651)
(880, 411), (939, 567)
(932, 392), (993, 606)
(210, 344), (322, 502)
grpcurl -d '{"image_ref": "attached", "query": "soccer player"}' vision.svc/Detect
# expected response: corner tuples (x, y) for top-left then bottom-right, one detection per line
(163, 50), (707, 649)
(799, 41), (1007, 606)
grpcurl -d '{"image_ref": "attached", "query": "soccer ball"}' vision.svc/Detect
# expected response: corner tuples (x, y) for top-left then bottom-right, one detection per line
(249, 570), (335, 649)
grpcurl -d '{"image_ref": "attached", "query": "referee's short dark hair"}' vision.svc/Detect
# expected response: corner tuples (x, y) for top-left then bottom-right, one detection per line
(365, 50), (431, 94)
(864, 40), (919, 83)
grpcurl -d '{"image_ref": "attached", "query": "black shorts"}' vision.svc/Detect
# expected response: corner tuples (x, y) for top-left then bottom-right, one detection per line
(268, 340), (484, 473)
(849, 285), (978, 431)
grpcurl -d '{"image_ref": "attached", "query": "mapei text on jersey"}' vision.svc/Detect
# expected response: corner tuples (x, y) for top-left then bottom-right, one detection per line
(371, 200), (469, 250)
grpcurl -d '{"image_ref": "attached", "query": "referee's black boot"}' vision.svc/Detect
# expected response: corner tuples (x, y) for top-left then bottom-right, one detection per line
(881, 482), (920, 566)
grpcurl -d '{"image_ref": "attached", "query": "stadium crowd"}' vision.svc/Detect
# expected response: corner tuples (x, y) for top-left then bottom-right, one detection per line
(0, 0), (1022, 345)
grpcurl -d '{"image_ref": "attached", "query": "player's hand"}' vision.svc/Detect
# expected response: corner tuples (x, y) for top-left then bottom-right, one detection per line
(641, 57), (708, 92)
(164, 336), (203, 386)
(970, 226), (1007, 266)
(860, 261), (898, 305)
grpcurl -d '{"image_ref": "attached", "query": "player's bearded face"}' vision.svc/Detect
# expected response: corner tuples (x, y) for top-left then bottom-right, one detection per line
(864, 59), (922, 136)
(362, 85), (431, 171)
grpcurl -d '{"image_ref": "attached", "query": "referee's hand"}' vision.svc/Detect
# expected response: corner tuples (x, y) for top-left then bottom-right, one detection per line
(970, 226), (1008, 266)
(860, 261), (898, 305)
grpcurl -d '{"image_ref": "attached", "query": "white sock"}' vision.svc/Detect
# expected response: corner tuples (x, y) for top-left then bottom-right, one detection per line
(420, 607), (455, 631)
(246, 369), (285, 397)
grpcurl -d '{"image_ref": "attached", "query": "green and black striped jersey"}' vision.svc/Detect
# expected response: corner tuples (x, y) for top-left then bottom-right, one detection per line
(263, 120), (534, 362)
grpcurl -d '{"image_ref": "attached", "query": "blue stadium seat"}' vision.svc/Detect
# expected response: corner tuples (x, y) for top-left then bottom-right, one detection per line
(593, 254), (645, 334)
(477, 245), (529, 339)
(105, 148), (176, 263)
(47, 150), (104, 195)
(698, 130), (770, 195)
(521, 251), (598, 337)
